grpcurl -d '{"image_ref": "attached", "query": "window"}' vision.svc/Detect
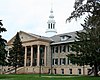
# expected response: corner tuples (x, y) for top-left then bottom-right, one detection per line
(52, 46), (58, 53)
(67, 57), (70, 65)
(55, 46), (58, 53)
(52, 47), (55, 54)
(53, 24), (55, 29)
(40, 59), (44, 65)
(60, 35), (71, 41)
(52, 58), (58, 65)
(48, 24), (50, 29)
(61, 36), (65, 41)
(55, 59), (58, 65)
(60, 58), (66, 65)
(27, 46), (31, 56)
(60, 46), (62, 53)
(67, 45), (70, 52)
(60, 45), (66, 53)
(34, 59), (37, 66)
(63, 45), (66, 52)
(69, 69), (72, 74)
(61, 69), (64, 74)
(78, 69), (81, 74)
(51, 23), (52, 29)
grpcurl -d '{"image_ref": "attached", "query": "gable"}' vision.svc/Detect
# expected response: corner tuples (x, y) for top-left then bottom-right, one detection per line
(7, 31), (38, 45)
(19, 32), (37, 42)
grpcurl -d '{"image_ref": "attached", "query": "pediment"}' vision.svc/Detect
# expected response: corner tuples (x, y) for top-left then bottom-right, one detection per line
(7, 31), (38, 45)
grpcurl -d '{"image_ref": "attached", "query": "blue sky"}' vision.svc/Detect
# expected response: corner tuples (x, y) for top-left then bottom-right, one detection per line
(0, 0), (83, 41)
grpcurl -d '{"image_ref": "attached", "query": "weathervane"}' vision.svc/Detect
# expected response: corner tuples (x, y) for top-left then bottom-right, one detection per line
(51, 0), (53, 9)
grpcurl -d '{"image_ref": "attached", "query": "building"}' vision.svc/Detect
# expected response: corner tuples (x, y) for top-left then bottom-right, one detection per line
(4, 9), (91, 75)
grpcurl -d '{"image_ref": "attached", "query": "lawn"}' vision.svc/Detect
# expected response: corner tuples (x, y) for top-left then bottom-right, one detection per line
(0, 74), (100, 80)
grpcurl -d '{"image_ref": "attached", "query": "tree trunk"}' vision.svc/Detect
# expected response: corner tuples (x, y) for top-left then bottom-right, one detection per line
(1, 65), (3, 74)
(15, 66), (17, 74)
(83, 65), (85, 75)
(94, 62), (98, 76)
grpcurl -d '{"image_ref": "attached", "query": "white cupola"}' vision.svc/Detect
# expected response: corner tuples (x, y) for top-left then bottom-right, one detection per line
(45, 8), (57, 37)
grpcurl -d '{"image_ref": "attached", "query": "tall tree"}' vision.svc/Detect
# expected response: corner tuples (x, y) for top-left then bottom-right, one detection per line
(8, 32), (24, 73)
(0, 20), (7, 74)
(0, 36), (7, 66)
(66, 0), (100, 76)
(0, 20), (7, 66)
(68, 17), (100, 76)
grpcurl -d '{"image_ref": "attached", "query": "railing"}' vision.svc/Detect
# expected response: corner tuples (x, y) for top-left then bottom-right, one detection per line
(4, 66), (24, 74)
(88, 67), (94, 75)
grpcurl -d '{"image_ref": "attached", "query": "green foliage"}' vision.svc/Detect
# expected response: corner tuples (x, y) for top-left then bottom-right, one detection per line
(0, 20), (7, 33)
(67, 16), (100, 76)
(66, 0), (100, 22)
(8, 32), (24, 68)
(0, 20), (7, 66)
(66, 0), (100, 76)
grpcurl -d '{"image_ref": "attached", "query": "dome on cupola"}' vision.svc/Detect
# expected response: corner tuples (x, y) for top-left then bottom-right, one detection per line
(49, 9), (54, 18)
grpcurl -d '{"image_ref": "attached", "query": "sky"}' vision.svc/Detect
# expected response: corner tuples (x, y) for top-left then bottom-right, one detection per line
(0, 0), (84, 41)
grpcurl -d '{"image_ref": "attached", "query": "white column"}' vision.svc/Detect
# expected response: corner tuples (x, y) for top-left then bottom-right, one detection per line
(31, 46), (33, 66)
(37, 45), (40, 66)
(24, 46), (27, 66)
(44, 46), (47, 66)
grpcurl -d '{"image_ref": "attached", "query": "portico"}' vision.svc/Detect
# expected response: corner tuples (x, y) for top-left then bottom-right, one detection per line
(7, 31), (52, 74)
(24, 44), (47, 67)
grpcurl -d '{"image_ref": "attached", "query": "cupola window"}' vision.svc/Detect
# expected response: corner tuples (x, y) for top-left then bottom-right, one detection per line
(51, 23), (52, 29)
(48, 24), (50, 29)
(53, 24), (55, 29)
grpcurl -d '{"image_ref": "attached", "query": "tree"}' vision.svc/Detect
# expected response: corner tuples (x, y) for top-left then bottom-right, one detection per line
(67, 0), (100, 23)
(8, 32), (24, 73)
(67, 16), (100, 76)
(0, 20), (7, 66)
(0, 20), (7, 74)
(66, 0), (100, 76)
(0, 36), (7, 65)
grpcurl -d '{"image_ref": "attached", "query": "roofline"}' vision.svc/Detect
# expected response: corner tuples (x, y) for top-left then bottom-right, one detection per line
(50, 40), (75, 45)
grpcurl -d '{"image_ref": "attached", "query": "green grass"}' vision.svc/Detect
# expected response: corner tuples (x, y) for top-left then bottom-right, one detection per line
(0, 74), (100, 80)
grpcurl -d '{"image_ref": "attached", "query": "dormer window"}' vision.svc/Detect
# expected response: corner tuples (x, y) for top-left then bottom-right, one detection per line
(61, 36), (65, 40)
(60, 35), (71, 41)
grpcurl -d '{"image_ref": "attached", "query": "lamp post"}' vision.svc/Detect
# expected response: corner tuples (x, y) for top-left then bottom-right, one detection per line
(51, 46), (53, 74)
(39, 47), (43, 77)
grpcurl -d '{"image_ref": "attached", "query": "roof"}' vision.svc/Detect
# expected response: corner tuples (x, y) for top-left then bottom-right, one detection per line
(7, 31), (53, 45)
(8, 30), (78, 45)
(28, 31), (77, 45)
(28, 32), (53, 41)
(50, 31), (77, 45)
